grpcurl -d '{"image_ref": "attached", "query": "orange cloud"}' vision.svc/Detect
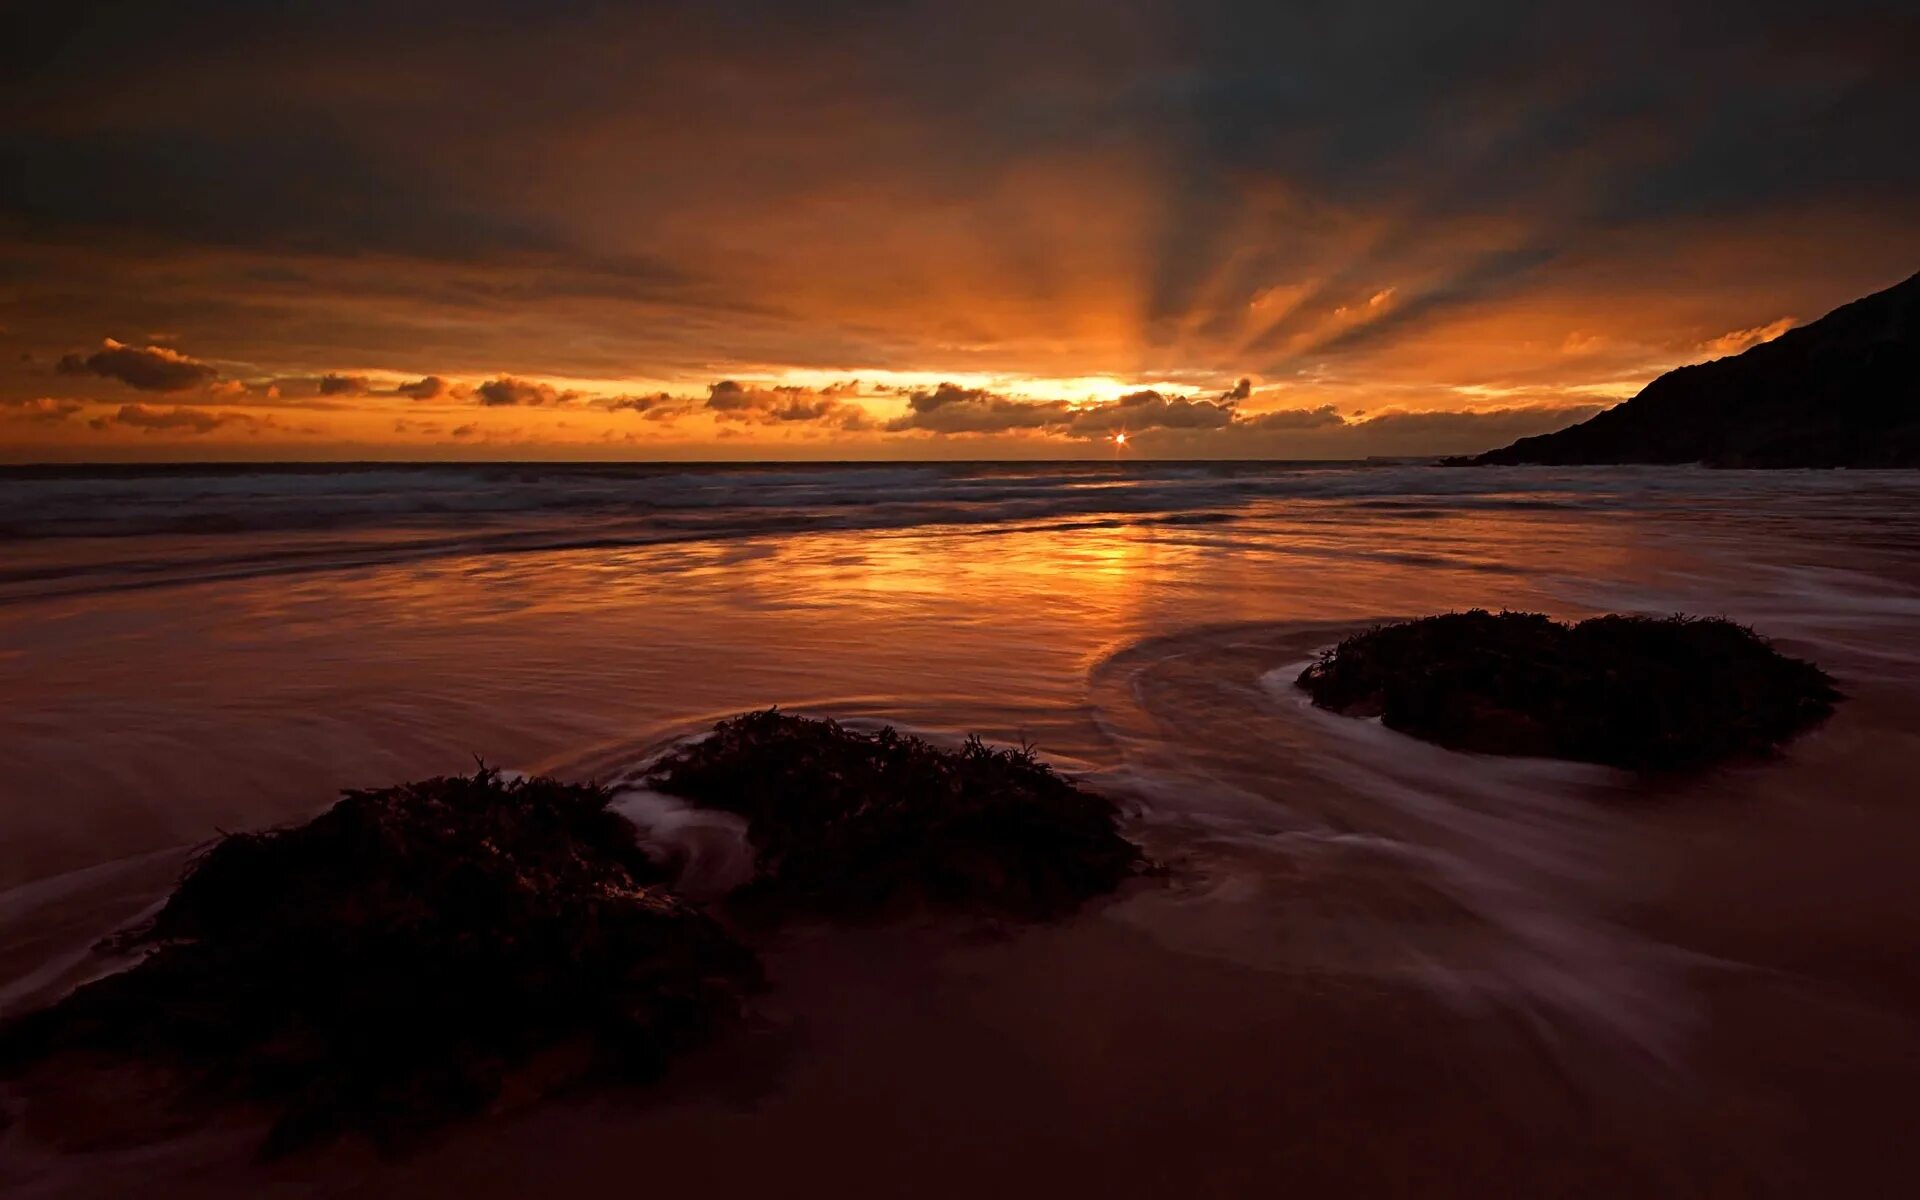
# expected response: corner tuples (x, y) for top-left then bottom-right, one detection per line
(1699, 317), (1796, 358)
(2, 397), (85, 423)
(88, 404), (299, 436)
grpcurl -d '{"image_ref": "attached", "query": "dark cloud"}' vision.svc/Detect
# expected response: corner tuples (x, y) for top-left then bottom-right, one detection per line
(884, 384), (1072, 434)
(55, 339), (217, 392)
(886, 382), (1245, 438)
(1066, 389), (1237, 436)
(475, 377), (574, 407)
(11, 3), (1908, 278)
(702, 380), (760, 414)
(1242, 405), (1347, 432)
(396, 376), (451, 400)
(603, 392), (698, 421)
(318, 372), (368, 396)
(87, 403), (287, 435)
(704, 380), (871, 429)
(1099, 5), (1920, 363)
(2, 0), (1914, 458)
(602, 392), (676, 412)
(880, 380), (1597, 456)
(0, 123), (570, 264)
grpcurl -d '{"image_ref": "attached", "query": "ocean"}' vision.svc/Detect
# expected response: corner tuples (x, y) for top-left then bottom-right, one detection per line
(4, 461), (1920, 1195)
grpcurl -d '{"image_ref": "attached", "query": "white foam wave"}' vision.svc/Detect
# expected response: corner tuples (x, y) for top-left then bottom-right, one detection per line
(609, 787), (755, 901)
(1090, 623), (1699, 1066)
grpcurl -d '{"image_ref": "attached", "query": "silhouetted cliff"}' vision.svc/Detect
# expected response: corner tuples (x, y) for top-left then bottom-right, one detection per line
(1467, 272), (1920, 467)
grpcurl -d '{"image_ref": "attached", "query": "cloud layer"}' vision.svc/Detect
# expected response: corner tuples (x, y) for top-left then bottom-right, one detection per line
(2, 1), (1915, 458)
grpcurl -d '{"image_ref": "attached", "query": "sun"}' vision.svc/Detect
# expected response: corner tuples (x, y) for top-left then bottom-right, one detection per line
(1113, 431), (1128, 446)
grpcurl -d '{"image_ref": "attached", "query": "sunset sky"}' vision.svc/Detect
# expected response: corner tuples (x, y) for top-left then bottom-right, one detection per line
(3, 1), (1916, 461)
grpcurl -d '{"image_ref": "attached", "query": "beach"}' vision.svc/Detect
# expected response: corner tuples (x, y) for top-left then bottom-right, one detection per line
(3, 461), (1919, 1195)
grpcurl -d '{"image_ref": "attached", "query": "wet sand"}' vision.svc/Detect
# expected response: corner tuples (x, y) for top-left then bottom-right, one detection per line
(15, 874), (1917, 1198)
(4, 465), (1920, 1195)
(8, 663), (1919, 1198)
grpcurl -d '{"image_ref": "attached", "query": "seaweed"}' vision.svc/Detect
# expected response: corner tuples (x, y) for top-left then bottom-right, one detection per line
(1296, 610), (1840, 771)
(647, 710), (1143, 919)
(0, 716), (1146, 1154)
(0, 769), (762, 1155)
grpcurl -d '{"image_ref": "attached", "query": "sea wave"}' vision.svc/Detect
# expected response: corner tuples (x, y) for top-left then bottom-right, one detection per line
(6, 461), (1919, 602)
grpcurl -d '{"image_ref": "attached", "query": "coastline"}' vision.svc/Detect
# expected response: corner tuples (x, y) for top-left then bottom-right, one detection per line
(4, 464), (1920, 1194)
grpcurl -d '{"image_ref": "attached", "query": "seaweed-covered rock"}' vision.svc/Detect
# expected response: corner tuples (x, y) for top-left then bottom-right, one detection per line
(646, 710), (1142, 918)
(1296, 611), (1839, 770)
(0, 770), (761, 1154)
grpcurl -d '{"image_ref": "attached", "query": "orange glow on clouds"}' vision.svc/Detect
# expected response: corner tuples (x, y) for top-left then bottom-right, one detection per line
(2, 1), (1914, 462)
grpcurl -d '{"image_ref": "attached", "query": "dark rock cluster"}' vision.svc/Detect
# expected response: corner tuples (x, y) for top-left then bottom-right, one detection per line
(0, 715), (1142, 1153)
(0, 770), (762, 1154)
(1297, 610), (1839, 770)
(647, 709), (1141, 920)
